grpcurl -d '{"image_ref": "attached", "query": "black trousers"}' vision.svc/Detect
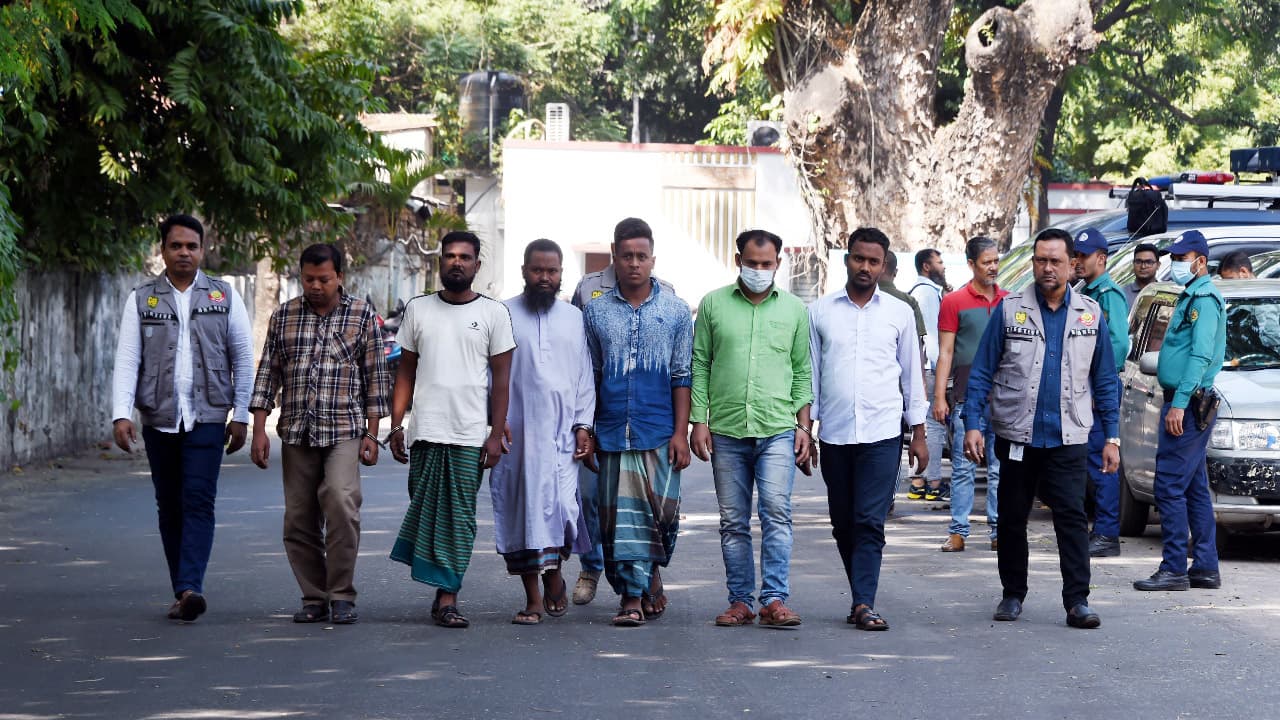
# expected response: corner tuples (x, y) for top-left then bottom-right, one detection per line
(994, 438), (1090, 611)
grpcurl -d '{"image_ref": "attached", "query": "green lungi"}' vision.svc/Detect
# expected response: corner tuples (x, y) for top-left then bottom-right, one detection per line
(390, 442), (483, 593)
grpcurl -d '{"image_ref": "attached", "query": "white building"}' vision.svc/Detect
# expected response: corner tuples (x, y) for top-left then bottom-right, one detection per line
(501, 140), (815, 308)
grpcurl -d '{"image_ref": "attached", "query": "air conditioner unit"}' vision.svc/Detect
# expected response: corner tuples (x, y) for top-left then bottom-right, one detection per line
(746, 120), (782, 147)
(546, 103), (570, 142)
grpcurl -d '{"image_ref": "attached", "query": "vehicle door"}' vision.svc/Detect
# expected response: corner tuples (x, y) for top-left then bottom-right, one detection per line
(1121, 297), (1176, 497)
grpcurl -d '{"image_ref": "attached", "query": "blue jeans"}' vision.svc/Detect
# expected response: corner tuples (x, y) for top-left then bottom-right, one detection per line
(819, 437), (900, 608)
(1154, 402), (1218, 575)
(923, 370), (947, 484)
(710, 432), (796, 608)
(577, 464), (604, 573)
(1088, 417), (1120, 537)
(142, 423), (225, 597)
(949, 407), (1000, 539)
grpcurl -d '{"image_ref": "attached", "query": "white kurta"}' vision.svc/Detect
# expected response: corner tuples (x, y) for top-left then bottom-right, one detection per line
(490, 297), (595, 555)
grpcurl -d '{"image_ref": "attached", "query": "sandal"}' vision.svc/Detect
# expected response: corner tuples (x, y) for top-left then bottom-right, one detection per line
(293, 603), (329, 623)
(434, 604), (470, 629)
(543, 574), (569, 618)
(848, 605), (889, 631)
(641, 574), (667, 620)
(612, 608), (646, 627)
(714, 602), (756, 627)
(512, 609), (542, 625)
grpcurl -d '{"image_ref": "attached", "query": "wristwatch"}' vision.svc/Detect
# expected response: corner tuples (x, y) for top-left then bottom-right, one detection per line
(1106, 437), (1121, 447)
(572, 423), (595, 438)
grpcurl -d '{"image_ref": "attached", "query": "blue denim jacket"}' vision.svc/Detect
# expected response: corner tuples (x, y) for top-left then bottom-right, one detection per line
(584, 279), (693, 452)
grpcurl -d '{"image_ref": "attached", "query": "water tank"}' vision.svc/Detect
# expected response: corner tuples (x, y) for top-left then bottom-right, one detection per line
(458, 70), (526, 166)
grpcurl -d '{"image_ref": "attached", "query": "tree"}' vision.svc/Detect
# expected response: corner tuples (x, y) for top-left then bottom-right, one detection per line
(0, 0), (384, 371)
(705, 0), (1099, 262)
(1052, 0), (1280, 181)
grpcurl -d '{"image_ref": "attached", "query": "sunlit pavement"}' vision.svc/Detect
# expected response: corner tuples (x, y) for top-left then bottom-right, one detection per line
(3, 437), (1279, 720)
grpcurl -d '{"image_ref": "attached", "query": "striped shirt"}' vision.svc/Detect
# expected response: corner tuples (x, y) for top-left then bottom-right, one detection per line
(249, 292), (390, 447)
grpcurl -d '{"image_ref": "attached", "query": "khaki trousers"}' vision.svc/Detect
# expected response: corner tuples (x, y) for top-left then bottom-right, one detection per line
(281, 437), (362, 603)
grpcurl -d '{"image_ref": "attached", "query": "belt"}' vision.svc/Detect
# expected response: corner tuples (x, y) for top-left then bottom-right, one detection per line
(1162, 387), (1204, 404)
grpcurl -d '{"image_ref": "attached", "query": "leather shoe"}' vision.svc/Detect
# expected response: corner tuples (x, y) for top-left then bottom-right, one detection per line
(1088, 534), (1121, 557)
(1133, 569), (1190, 591)
(990, 538), (998, 552)
(940, 534), (965, 552)
(1189, 568), (1222, 589)
(993, 597), (1022, 621)
(1065, 604), (1101, 629)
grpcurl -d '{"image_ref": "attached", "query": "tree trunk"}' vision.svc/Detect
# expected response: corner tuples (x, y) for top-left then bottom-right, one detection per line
(1036, 83), (1067, 236)
(253, 256), (279, 356)
(779, 0), (1096, 256)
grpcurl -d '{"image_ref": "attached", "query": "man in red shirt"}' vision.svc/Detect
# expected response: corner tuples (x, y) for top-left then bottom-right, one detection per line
(932, 237), (1007, 552)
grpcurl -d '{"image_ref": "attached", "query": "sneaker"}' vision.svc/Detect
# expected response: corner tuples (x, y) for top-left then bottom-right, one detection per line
(926, 484), (950, 502)
(906, 480), (927, 500)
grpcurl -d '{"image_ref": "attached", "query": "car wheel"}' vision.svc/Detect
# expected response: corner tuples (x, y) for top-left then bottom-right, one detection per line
(1117, 460), (1150, 537)
(1215, 525), (1233, 555)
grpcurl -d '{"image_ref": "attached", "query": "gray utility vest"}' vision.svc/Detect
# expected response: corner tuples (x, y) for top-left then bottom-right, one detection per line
(988, 288), (1103, 446)
(133, 273), (236, 428)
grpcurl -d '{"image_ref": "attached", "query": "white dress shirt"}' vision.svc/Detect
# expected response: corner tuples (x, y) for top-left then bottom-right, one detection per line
(809, 287), (928, 445)
(111, 272), (254, 432)
(909, 275), (944, 370)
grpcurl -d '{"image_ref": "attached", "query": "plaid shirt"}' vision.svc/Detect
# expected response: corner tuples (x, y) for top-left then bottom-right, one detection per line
(250, 292), (390, 447)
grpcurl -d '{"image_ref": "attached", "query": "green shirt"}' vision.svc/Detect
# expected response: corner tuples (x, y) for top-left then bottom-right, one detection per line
(1083, 271), (1130, 370)
(879, 280), (926, 338)
(1157, 274), (1226, 409)
(691, 283), (813, 439)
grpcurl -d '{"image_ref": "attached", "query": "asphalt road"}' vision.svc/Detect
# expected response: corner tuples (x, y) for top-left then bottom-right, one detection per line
(2, 435), (1278, 720)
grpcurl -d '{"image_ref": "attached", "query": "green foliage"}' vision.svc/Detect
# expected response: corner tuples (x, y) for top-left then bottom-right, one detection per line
(287, 0), (725, 157)
(1056, 0), (1280, 180)
(701, 68), (781, 145)
(0, 0), (382, 276)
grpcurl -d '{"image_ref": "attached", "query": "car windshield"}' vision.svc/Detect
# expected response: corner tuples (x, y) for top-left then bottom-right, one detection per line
(1252, 251), (1280, 278)
(997, 244), (1034, 289)
(1224, 297), (1280, 370)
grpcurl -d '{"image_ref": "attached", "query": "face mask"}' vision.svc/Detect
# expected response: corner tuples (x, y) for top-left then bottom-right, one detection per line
(1169, 260), (1194, 285)
(739, 266), (775, 293)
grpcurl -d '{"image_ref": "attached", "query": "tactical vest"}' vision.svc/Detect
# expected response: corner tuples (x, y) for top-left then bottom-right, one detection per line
(988, 288), (1104, 445)
(133, 273), (235, 428)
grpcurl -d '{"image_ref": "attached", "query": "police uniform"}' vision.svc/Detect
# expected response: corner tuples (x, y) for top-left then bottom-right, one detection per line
(1074, 229), (1130, 556)
(571, 264), (675, 310)
(1135, 231), (1226, 591)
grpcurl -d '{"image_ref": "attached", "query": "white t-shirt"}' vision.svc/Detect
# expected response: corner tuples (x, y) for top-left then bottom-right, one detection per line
(398, 292), (517, 446)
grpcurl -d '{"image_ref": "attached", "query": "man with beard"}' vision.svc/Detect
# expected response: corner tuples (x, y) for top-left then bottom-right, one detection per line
(808, 227), (928, 630)
(249, 243), (390, 624)
(963, 228), (1119, 628)
(490, 239), (597, 624)
(690, 229), (812, 628)
(934, 237), (1005, 552)
(1124, 243), (1160, 306)
(583, 217), (693, 627)
(909, 248), (949, 501)
(388, 231), (516, 629)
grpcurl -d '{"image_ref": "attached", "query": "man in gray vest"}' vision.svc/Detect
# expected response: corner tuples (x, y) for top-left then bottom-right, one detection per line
(567, 217), (674, 606)
(962, 228), (1120, 629)
(111, 214), (255, 622)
